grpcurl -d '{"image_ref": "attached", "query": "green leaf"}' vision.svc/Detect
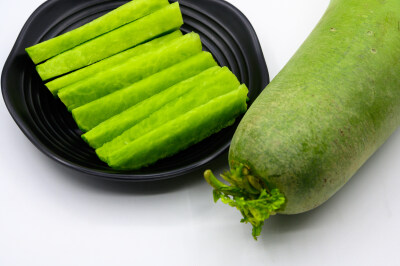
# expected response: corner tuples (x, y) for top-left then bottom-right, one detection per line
(204, 165), (286, 240)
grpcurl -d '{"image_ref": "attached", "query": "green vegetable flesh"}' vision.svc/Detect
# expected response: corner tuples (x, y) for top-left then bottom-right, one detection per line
(82, 66), (222, 149)
(26, 0), (169, 64)
(46, 31), (182, 95)
(96, 66), (240, 161)
(58, 32), (202, 111)
(206, 0), (400, 239)
(36, 3), (183, 80)
(104, 85), (249, 170)
(73, 52), (217, 132)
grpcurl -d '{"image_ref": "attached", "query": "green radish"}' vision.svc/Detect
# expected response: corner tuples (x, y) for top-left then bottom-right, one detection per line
(72, 52), (217, 132)
(45, 30), (183, 95)
(82, 66), (223, 149)
(58, 32), (202, 111)
(36, 3), (183, 80)
(96, 66), (240, 161)
(105, 85), (249, 170)
(205, 0), (400, 239)
(26, 0), (169, 64)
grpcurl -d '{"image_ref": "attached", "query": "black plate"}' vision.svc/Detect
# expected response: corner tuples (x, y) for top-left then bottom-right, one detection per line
(1, 0), (269, 181)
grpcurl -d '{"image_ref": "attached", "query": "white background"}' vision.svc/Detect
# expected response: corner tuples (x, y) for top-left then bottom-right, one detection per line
(1, 0), (400, 265)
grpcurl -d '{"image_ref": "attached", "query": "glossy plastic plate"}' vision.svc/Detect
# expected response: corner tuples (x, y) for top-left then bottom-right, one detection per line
(1, 0), (269, 181)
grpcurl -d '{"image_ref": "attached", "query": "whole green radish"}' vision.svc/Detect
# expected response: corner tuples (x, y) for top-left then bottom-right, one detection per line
(205, 0), (400, 239)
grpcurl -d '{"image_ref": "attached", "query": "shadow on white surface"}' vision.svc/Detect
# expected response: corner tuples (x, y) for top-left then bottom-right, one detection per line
(38, 148), (229, 196)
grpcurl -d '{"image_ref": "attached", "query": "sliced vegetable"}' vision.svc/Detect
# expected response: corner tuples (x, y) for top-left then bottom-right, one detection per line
(205, 0), (400, 239)
(96, 66), (240, 161)
(36, 2), (183, 80)
(72, 52), (217, 132)
(82, 66), (222, 149)
(46, 30), (182, 95)
(104, 85), (249, 170)
(58, 32), (202, 111)
(26, 0), (169, 64)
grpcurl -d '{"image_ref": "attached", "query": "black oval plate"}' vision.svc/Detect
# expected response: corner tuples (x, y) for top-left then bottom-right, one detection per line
(1, 0), (269, 181)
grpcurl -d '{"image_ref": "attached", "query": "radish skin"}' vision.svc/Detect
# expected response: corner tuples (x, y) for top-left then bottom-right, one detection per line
(205, 0), (400, 239)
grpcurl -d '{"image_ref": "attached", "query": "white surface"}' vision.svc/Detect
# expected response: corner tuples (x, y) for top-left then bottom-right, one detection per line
(1, 0), (400, 265)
